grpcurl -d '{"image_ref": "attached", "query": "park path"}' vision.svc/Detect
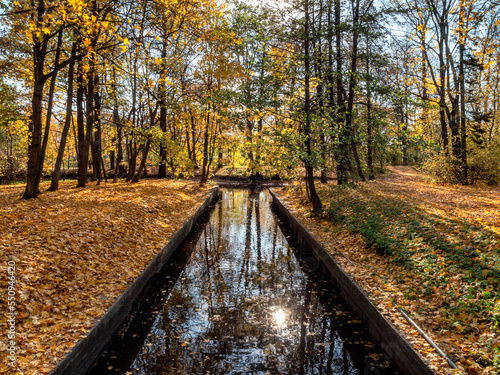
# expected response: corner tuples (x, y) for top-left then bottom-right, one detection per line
(375, 166), (500, 236)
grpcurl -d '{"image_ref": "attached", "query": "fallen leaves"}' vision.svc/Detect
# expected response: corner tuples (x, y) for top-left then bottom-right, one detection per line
(0, 179), (212, 374)
(277, 166), (500, 375)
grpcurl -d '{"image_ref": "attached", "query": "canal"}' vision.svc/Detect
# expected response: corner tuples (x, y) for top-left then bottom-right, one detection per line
(89, 189), (398, 375)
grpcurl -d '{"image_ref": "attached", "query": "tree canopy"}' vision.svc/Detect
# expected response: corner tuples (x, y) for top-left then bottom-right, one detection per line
(0, 0), (499, 204)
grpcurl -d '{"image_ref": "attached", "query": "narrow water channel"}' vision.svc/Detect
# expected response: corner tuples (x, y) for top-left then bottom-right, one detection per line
(90, 189), (398, 375)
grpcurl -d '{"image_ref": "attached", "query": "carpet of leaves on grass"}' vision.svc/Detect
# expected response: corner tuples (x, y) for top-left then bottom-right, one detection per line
(0, 180), (212, 374)
(276, 166), (500, 375)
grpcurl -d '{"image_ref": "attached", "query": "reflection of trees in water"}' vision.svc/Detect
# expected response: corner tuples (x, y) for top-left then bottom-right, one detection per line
(130, 190), (391, 375)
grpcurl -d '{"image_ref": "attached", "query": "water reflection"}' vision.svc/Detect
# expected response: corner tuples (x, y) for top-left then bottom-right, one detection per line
(273, 308), (287, 327)
(96, 189), (397, 375)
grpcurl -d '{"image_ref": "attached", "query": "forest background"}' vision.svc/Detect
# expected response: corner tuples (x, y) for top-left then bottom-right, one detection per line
(1, 0), (499, 206)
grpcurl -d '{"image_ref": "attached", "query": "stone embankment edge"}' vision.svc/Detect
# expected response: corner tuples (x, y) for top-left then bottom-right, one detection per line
(269, 189), (436, 375)
(51, 186), (220, 375)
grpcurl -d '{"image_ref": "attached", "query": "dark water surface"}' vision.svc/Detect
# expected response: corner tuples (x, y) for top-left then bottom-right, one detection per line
(91, 189), (398, 375)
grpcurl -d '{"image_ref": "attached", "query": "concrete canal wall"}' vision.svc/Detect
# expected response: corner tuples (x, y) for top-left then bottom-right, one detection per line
(51, 187), (220, 375)
(269, 189), (436, 375)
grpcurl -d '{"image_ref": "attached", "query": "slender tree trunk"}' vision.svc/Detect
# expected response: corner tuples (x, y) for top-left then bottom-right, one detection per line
(200, 112), (211, 185)
(458, 16), (468, 184)
(189, 109), (198, 167)
(450, 99), (462, 176)
(158, 40), (168, 179)
(438, 10), (449, 156)
(132, 138), (152, 182)
(50, 43), (76, 191)
(113, 120), (123, 183)
(23, 0), (49, 199)
(304, 0), (322, 212)
(314, 0), (328, 184)
(95, 75), (103, 183)
(246, 112), (254, 169)
(100, 155), (108, 183)
(126, 47), (139, 181)
(327, 0), (338, 183)
(34, 28), (63, 192)
(76, 51), (86, 187)
(345, 0), (365, 182)
(77, 63), (94, 187)
(366, 44), (374, 180)
(401, 119), (408, 166)
(334, 0), (348, 185)
(186, 124), (192, 165)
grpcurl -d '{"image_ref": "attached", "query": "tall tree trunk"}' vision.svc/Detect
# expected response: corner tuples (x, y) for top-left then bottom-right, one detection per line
(246, 111), (254, 170)
(111, 68), (123, 183)
(158, 40), (168, 179)
(23, 61), (45, 198)
(76, 52), (86, 187)
(314, 0), (328, 184)
(50, 43), (76, 191)
(450, 99), (462, 180)
(458, 10), (468, 184)
(23, 0), (48, 199)
(189, 109), (198, 167)
(402, 120), (408, 166)
(334, 0), (348, 185)
(126, 141), (139, 182)
(132, 138), (152, 183)
(200, 112), (211, 185)
(327, 0), (338, 183)
(304, 0), (322, 212)
(34, 28), (63, 192)
(366, 43), (374, 180)
(345, 0), (365, 182)
(126, 47), (139, 181)
(94, 74), (102, 183)
(77, 63), (94, 187)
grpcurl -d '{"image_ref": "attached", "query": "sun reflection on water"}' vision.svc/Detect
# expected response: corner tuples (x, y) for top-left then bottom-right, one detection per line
(273, 308), (287, 327)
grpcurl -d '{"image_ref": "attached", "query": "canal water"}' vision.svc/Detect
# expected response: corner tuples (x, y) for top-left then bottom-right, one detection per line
(90, 189), (398, 375)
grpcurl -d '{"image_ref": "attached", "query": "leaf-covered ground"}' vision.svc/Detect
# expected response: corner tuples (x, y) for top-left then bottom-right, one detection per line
(0, 180), (212, 374)
(276, 166), (500, 375)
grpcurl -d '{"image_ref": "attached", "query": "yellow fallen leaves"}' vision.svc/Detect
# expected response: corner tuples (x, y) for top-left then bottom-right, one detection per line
(0, 179), (212, 374)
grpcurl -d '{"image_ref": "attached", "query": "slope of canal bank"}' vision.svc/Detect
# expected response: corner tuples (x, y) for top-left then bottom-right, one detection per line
(0, 180), (215, 375)
(274, 166), (500, 375)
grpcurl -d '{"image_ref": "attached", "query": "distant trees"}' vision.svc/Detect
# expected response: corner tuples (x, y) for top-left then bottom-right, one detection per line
(1, 0), (500, 203)
(394, 0), (500, 184)
(0, 80), (26, 179)
(1, 0), (235, 195)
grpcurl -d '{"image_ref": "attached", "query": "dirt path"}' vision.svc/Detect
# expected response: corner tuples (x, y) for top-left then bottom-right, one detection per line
(377, 166), (500, 236)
